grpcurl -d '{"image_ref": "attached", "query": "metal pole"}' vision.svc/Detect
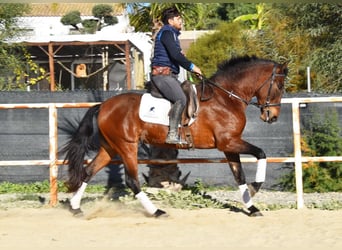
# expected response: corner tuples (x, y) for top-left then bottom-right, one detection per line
(307, 67), (311, 93)
(102, 46), (109, 90)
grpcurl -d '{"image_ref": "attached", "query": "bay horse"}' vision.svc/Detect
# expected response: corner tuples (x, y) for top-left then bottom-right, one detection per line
(61, 55), (288, 217)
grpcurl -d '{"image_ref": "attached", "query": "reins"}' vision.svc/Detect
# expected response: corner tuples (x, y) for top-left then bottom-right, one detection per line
(197, 64), (286, 109)
(199, 75), (249, 105)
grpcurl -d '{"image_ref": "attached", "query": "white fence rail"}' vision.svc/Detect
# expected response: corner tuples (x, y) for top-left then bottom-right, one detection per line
(0, 97), (341, 208)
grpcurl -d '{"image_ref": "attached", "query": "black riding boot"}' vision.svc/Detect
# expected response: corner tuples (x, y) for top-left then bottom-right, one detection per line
(165, 101), (187, 144)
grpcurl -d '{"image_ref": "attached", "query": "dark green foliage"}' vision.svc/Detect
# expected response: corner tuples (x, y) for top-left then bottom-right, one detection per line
(277, 3), (342, 93)
(60, 4), (118, 33)
(186, 22), (246, 77)
(216, 3), (256, 22)
(81, 19), (98, 34)
(0, 180), (106, 194)
(92, 4), (118, 27)
(60, 11), (82, 30)
(92, 4), (113, 18)
(186, 3), (341, 93)
(281, 3), (342, 47)
(0, 3), (31, 89)
(279, 106), (342, 192)
(0, 181), (67, 194)
(0, 3), (31, 39)
(103, 15), (118, 26)
(311, 40), (342, 93)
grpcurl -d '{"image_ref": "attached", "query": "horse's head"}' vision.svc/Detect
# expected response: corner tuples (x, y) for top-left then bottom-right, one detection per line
(202, 56), (288, 123)
(256, 62), (288, 124)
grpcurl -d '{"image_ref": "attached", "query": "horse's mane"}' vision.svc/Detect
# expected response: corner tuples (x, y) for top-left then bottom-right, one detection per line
(215, 55), (275, 77)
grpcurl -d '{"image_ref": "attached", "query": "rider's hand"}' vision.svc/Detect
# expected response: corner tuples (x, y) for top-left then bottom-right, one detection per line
(192, 65), (202, 78)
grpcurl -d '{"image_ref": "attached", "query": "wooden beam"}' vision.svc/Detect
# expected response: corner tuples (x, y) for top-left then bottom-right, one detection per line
(48, 43), (55, 91)
(125, 41), (131, 89)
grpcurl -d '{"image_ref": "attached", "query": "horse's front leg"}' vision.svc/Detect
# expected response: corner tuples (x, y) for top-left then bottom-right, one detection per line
(243, 142), (267, 197)
(226, 140), (267, 197)
(224, 152), (263, 217)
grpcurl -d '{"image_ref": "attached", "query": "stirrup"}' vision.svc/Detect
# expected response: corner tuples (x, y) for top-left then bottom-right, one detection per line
(165, 132), (188, 145)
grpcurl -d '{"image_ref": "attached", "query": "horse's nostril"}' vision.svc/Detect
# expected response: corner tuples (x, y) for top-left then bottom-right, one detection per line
(270, 117), (278, 123)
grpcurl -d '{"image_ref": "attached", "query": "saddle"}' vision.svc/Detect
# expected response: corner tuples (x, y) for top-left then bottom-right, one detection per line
(146, 80), (199, 126)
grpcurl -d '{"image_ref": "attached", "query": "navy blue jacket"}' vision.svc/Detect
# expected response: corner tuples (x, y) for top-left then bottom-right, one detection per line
(151, 25), (194, 74)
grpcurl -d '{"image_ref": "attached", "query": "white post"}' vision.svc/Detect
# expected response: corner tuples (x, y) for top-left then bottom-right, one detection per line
(71, 63), (75, 90)
(292, 100), (305, 209)
(307, 67), (311, 93)
(102, 46), (108, 91)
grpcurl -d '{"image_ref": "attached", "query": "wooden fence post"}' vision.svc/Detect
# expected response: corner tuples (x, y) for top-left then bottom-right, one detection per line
(49, 104), (58, 206)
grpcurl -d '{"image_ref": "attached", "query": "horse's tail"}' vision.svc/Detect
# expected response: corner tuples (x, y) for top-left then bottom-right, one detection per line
(61, 104), (101, 193)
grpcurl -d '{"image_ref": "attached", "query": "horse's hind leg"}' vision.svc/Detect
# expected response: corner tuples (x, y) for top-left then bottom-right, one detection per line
(120, 143), (166, 217)
(69, 147), (112, 216)
(224, 152), (263, 217)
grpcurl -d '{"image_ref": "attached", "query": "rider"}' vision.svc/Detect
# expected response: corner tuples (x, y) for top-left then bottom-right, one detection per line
(151, 7), (202, 144)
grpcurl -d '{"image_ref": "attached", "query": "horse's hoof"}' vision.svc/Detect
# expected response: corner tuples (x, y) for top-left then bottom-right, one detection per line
(249, 211), (263, 217)
(69, 207), (84, 217)
(248, 205), (263, 217)
(154, 209), (168, 218)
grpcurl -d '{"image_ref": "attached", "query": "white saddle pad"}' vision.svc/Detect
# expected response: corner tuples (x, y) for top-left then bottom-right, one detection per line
(139, 93), (171, 126)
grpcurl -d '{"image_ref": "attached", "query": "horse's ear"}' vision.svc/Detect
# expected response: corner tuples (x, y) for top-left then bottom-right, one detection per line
(282, 61), (289, 69)
(281, 61), (289, 75)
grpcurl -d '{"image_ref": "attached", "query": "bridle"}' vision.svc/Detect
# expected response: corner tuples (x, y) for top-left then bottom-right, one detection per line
(199, 64), (286, 110)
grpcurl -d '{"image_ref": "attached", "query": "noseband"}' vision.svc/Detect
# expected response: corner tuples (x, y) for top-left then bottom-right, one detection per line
(200, 64), (286, 110)
(249, 65), (286, 110)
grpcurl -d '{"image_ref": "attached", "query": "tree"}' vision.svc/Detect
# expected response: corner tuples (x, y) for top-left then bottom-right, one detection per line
(277, 3), (342, 93)
(0, 3), (45, 90)
(186, 22), (246, 77)
(187, 3), (342, 93)
(233, 3), (266, 30)
(279, 106), (342, 192)
(216, 3), (256, 22)
(60, 11), (82, 30)
(92, 4), (118, 30)
(128, 3), (220, 32)
(60, 4), (118, 34)
(0, 3), (30, 40)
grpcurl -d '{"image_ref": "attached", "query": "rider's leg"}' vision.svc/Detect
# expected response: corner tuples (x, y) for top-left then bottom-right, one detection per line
(165, 100), (186, 144)
(151, 75), (187, 144)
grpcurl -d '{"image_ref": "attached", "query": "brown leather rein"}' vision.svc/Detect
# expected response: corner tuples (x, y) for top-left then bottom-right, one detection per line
(198, 64), (286, 109)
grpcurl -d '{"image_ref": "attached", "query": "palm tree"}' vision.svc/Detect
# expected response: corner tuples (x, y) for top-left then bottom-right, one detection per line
(233, 3), (267, 30)
(126, 3), (217, 32)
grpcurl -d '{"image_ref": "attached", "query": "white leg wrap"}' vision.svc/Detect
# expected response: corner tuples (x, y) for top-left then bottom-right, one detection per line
(255, 158), (267, 183)
(135, 191), (158, 215)
(70, 182), (87, 209)
(239, 184), (253, 208)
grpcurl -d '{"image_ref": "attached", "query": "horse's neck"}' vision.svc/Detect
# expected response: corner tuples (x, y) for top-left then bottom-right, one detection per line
(228, 65), (272, 100)
(214, 75), (254, 104)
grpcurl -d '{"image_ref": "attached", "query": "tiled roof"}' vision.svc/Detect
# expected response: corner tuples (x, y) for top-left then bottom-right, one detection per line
(24, 3), (124, 17)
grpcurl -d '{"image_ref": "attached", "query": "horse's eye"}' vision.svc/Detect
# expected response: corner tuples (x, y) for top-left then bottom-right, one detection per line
(277, 82), (284, 91)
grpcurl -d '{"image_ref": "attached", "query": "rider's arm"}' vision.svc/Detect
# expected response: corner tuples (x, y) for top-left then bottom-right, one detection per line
(160, 30), (196, 72)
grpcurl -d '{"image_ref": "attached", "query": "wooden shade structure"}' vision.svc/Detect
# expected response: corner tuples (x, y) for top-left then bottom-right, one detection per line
(24, 39), (134, 91)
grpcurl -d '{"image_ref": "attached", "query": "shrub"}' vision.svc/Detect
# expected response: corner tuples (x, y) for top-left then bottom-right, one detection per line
(279, 106), (342, 192)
